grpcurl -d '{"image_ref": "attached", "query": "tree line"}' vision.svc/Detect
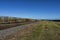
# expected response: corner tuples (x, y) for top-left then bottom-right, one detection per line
(0, 16), (38, 24)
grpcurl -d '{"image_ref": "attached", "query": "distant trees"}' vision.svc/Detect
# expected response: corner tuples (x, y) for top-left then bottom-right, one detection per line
(0, 16), (38, 24)
(0, 16), (8, 23)
(0, 17), (2, 23)
(8, 17), (17, 23)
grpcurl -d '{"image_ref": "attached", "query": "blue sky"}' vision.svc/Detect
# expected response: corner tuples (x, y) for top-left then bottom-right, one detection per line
(0, 0), (60, 19)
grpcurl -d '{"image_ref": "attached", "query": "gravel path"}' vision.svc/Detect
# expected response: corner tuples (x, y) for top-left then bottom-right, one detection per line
(0, 22), (39, 40)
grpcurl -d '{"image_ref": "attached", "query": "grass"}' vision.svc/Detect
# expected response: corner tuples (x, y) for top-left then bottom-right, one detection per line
(25, 24), (42, 40)
(23, 21), (60, 40)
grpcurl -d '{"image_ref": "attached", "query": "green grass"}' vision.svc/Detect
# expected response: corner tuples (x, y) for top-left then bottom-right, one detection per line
(23, 21), (60, 40)
(25, 24), (42, 40)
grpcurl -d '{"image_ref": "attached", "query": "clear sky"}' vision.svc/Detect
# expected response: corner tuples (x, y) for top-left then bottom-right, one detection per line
(0, 0), (60, 19)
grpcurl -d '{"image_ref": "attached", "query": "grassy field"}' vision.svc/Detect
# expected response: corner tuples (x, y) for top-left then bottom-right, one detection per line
(1, 21), (60, 40)
(14, 21), (60, 40)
